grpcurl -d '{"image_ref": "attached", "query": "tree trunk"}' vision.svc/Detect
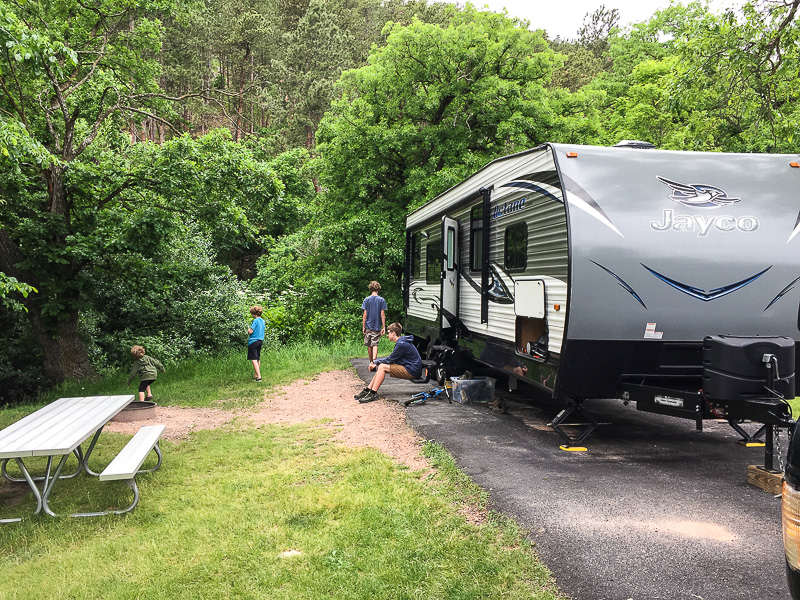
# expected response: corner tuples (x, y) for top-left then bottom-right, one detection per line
(235, 45), (251, 141)
(28, 304), (96, 382)
(0, 166), (97, 384)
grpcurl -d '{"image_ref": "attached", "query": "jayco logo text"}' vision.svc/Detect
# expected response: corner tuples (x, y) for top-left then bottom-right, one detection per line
(650, 209), (759, 236)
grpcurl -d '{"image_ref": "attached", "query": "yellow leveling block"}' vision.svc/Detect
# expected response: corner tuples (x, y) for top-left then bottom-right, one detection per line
(559, 445), (588, 452)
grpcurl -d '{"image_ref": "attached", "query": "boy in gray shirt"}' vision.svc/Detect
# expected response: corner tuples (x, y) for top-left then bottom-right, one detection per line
(361, 281), (387, 362)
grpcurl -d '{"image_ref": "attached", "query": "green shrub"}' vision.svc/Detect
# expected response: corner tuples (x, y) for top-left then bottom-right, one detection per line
(81, 232), (252, 370)
(252, 212), (405, 344)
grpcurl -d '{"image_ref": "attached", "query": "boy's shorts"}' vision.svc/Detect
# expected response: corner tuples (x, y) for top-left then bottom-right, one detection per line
(363, 330), (381, 347)
(138, 380), (155, 393)
(388, 364), (414, 380)
(248, 340), (263, 360)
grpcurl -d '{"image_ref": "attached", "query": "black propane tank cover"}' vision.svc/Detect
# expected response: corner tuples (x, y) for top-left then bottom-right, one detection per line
(702, 335), (795, 401)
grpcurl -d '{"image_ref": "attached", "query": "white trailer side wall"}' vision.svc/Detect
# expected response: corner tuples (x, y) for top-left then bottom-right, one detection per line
(407, 146), (568, 355)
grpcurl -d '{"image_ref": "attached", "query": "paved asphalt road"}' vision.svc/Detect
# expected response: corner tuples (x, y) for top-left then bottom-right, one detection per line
(352, 358), (791, 600)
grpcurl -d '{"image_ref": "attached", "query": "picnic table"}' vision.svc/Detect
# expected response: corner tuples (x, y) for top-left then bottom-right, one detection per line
(0, 395), (164, 522)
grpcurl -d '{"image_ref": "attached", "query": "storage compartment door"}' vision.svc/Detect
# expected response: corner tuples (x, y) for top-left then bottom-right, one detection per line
(515, 280), (545, 318)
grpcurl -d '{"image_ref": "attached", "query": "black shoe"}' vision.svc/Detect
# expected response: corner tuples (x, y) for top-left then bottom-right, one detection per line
(359, 390), (378, 403)
(354, 387), (370, 400)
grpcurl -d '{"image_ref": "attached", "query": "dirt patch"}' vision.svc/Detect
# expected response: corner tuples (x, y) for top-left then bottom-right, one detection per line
(104, 370), (431, 472)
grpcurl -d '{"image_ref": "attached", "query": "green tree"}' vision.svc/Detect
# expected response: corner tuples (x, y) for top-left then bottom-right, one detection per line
(0, 0), (183, 381)
(271, 0), (356, 151)
(0, 0), (296, 382)
(316, 7), (562, 217)
(670, 0), (800, 151)
(577, 5), (620, 61)
(550, 5), (620, 92)
(157, 0), (455, 150)
(591, 1), (800, 151)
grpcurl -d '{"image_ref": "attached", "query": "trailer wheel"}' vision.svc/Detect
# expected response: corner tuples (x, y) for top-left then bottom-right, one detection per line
(426, 341), (441, 361)
(427, 341), (453, 386)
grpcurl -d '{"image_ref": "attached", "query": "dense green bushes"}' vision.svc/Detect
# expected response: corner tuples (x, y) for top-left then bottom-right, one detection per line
(251, 212), (405, 344)
(80, 233), (253, 371)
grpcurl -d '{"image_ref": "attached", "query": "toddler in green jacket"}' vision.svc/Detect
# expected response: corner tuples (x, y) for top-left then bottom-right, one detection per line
(126, 345), (165, 402)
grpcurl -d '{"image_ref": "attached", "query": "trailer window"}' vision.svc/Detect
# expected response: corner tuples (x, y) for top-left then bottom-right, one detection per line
(446, 227), (456, 270)
(411, 233), (422, 278)
(470, 205), (482, 271)
(505, 223), (527, 271)
(426, 242), (441, 284)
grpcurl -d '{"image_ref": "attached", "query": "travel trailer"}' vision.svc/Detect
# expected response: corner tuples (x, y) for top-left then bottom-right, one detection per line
(404, 142), (799, 445)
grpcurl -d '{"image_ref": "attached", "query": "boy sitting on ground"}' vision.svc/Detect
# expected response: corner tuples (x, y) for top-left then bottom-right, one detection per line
(355, 322), (422, 403)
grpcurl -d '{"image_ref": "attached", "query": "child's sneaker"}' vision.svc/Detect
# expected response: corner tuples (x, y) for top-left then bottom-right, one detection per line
(359, 390), (378, 403)
(354, 387), (370, 400)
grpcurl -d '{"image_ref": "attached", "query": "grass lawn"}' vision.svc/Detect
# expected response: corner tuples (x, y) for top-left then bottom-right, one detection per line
(0, 341), (565, 600)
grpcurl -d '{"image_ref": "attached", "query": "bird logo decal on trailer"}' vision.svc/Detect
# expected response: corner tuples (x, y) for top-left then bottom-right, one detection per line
(652, 177), (756, 235)
(656, 177), (740, 209)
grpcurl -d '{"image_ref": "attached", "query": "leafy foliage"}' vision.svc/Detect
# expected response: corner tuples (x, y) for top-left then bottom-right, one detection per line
(593, 0), (800, 151)
(157, 0), (455, 148)
(252, 212), (404, 343)
(316, 8), (562, 215)
(549, 5), (620, 92)
(0, 273), (36, 312)
(0, 0), (189, 381)
(79, 231), (251, 371)
(0, 306), (43, 404)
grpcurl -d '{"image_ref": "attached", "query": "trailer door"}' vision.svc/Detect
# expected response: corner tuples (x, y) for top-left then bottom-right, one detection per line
(441, 216), (459, 333)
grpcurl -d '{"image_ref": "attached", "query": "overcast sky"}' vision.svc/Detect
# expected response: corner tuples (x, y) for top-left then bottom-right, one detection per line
(448, 0), (732, 40)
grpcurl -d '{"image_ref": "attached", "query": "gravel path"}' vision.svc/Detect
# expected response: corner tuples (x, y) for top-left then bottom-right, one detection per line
(105, 369), (431, 471)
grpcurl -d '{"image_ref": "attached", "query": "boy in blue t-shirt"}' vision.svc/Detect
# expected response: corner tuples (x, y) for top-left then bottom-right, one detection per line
(248, 305), (265, 382)
(361, 281), (387, 362)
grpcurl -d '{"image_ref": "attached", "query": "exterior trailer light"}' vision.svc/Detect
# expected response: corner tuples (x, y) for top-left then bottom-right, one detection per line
(791, 162), (800, 168)
(783, 421), (800, 598)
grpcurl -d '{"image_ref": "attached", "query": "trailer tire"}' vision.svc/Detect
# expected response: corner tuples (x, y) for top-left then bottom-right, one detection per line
(426, 341), (453, 386)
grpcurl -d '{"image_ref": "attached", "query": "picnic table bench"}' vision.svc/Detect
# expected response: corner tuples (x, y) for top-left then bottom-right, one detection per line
(0, 395), (165, 522)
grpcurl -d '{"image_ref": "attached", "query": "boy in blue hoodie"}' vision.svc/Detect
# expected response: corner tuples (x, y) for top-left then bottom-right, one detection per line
(356, 322), (422, 403)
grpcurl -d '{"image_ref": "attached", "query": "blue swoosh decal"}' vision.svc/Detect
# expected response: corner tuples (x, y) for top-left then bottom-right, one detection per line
(642, 264), (771, 302)
(501, 181), (562, 203)
(764, 276), (800, 311)
(591, 261), (647, 309)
